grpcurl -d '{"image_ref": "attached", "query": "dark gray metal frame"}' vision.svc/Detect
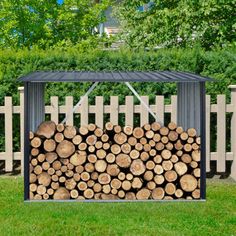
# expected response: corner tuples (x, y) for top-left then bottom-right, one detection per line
(22, 71), (209, 201)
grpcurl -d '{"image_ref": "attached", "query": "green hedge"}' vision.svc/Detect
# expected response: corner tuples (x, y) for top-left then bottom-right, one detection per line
(0, 46), (236, 106)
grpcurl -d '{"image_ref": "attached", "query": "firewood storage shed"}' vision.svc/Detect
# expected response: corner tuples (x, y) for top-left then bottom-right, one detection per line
(19, 71), (213, 201)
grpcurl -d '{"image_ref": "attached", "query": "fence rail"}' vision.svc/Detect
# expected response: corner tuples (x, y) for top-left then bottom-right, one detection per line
(0, 86), (236, 179)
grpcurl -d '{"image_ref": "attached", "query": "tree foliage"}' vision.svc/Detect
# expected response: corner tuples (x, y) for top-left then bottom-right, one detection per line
(0, 0), (110, 49)
(114, 0), (236, 49)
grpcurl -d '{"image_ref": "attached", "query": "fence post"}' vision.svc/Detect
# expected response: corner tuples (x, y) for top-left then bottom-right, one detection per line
(18, 87), (24, 176)
(229, 85), (236, 180)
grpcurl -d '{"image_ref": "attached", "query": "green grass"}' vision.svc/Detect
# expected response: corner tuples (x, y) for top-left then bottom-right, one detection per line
(0, 177), (235, 236)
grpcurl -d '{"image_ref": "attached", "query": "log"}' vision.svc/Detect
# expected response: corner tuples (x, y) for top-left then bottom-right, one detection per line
(72, 135), (82, 145)
(45, 152), (57, 164)
(192, 150), (200, 162)
(94, 128), (103, 137)
(126, 173), (133, 181)
(87, 180), (95, 188)
(31, 148), (39, 157)
(96, 149), (106, 159)
(153, 133), (161, 142)
(88, 154), (97, 163)
(105, 122), (113, 131)
(91, 172), (99, 180)
(125, 192), (136, 200)
(31, 158), (38, 166)
(44, 139), (56, 152)
(121, 143), (131, 154)
(78, 142), (87, 151)
(123, 126), (133, 136)
(98, 173), (111, 185)
(174, 162), (188, 176)
(174, 140), (183, 150)
(88, 123), (96, 132)
(47, 188), (54, 196)
(55, 170), (62, 177)
(153, 155), (162, 164)
(152, 187), (165, 200)
(59, 176), (66, 183)
(79, 126), (89, 136)
(192, 189), (200, 199)
(130, 160), (146, 176)
(86, 135), (97, 146)
(64, 126), (77, 139)
(77, 181), (87, 191)
(95, 141), (103, 149)
(149, 140), (155, 147)
(135, 143), (143, 151)
(193, 168), (200, 178)
(176, 126), (184, 134)
(180, 132), (188, 141)
(143, 123), (151, 131)
(85, 163), (95, 173)
(36, 121), (56, 139)
(165, 142), (174, 151)
(161, 149), (171, 160)
(101, 134), (109, 142)
(165, 183), (176, 195)
(187, 137), (194, 144)
(160, 127), (169, 136)
(73, 173), (81, 181)
(37, 185), (47, 195)
(146, 161), (155, 170)
(118, 172), (126, 181)
(170, 154), (178, 163)
(34, 194), (42, 200)
(93, 183), (102, 192)
(175, 189), (184, 198)
(156, 142), (164, 151)
(37, 154), (45, 163)
(133, 127), (144, 139)
(70, 189), (79, 199)
(106, 164), (120, 176)
(122, 180), (132, 191)
(145, 130), (154, 139)
(106, 153), (116, 163)
(132, 177), (143, 189)
(190, 161), (198, 169)
(114, 125), (122, 133)
(29, 131), (34, 140)
(34, 165), (43, 175)
(81, 172), (90, 181)
(181, 154), (192, 164)
(151, 122), (161, 131)
(130, 149), (140, 159)
(114, 133), (127, 145)
(84, 189), (94, 199)
(102, 185), (111, 194)
(38, 172), (51, 187)
(143, 143), (151, 152)
(162, 160), (173, 171)
(56, 140), (75, 158)
(52, 174), (59, 182)
(56, 123), (65, 133)
(53, 187), (70, 200)
(140, 152), (149, 162)
(136, 189), (150, 200)
(168, 131), (178, 142)
(111, 188), (118, 195)
(161, 136), (168, 144)
(30, 183), (37, 192)
(128, 137), (137, 146)
(31, 137), (41, 148)
(75, 165), (84, 174)
(180, 174), (198, 192)
(65, 178), (77, 190)
(168, 122), (177, 130)
(154, 175), (165, 185)
(144, 171), (153, 181)
(30, 173), (37, 183)
(111, 144), (121, 155)
(147, 181), (156, 190)
(164, 170), (177, 182)
(154, 165), (164, 175)
(118, 190), (125, 198)
(116, 154), (131, 168)
(51, 182), (59, 190)
(184, 143), (192, 152)
(95, 160), (107, 172)
(187, 128), (197, 137)
(196, 137), (201, 145)
(110, 179), (122, 189)
(70, 151), (86, 166)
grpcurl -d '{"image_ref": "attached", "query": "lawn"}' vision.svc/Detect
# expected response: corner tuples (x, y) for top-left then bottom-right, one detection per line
(0, 177), (235, 236)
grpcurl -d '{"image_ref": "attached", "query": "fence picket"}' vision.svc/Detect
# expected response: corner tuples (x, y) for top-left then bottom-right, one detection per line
(155, 96), (164, 125)
(205, 95), (211, 172)
(110, 96), (119, 125)
(19, 87), (24, 175)
(95, 96), (104, 128)
(140, 96), (149, 126)
(5, 97), (13, 172)
(171, 95), (177, 123)
(217, 95), (226, 172)
(80, 96), (88, 127)
(50, 96), (59, 124)
(125, 96), (133, 127)
(65, 96), (74, 126)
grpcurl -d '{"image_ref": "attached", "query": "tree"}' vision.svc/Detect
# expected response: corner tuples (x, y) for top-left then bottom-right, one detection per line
(0, 0), (110, 49)
(114, 0), (236, 49)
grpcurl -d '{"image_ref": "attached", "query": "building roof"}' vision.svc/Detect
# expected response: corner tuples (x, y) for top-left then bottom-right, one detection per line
(19, 71), (213, 83)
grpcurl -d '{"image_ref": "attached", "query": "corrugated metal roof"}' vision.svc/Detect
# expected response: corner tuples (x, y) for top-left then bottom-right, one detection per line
(19, 71), (213, 83)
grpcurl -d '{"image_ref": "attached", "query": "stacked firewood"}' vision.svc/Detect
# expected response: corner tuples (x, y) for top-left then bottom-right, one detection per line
(29, 121), (201, 200)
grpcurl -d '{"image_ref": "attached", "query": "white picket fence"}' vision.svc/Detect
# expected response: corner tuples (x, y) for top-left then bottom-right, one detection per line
(0, 86), (236, 179)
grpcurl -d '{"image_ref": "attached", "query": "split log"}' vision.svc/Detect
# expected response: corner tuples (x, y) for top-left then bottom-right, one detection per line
(36, 121), (56, 139)
(38, 172), (51, 187)
(53, 187), (70, 200)
(70, 151), (86, 166)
